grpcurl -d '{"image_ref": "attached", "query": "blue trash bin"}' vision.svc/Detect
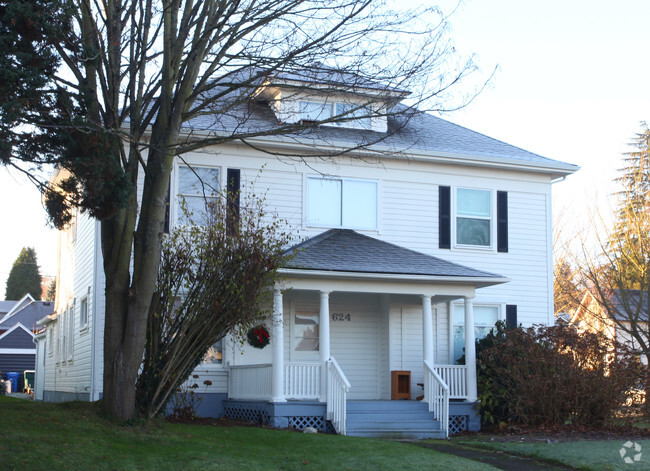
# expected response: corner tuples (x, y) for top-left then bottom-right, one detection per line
(6, 372), (20, 393)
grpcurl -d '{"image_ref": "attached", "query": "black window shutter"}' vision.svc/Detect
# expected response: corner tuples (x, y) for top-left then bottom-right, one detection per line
(497, 191), (508, 253)
(226, 168), (241, 235)
(163, 178), (170, 233)
(506, 304), (517, 328)
(439, 186), (451, 249)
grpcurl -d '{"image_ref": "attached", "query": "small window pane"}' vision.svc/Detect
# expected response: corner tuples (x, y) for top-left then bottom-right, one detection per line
(203, 339), (223, 365)
(342, 180), (377, 229)
(457, 189), (490, 217)
(299, 101), (333, 121)
(457, 218), (490, 246)
(294, 312), (319, 352)
(80, 298), (88, 328)
(179, 167), (219, 197)
(335, 103), (371, 129)
(307, 178), (341, 226)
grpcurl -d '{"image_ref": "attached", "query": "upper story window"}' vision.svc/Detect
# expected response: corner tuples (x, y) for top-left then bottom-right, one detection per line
(176, 165), (220, 225)
(80, 297), (89, 330)
(299, 101), (372, 130)
(456, 188), (491, 247)
(307, 176), (377, 230)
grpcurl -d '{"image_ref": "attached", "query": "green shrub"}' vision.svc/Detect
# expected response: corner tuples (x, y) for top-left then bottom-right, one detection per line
(476, 322), (642, 426)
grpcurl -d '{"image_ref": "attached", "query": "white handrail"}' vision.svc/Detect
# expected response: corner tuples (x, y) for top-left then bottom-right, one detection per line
(326, 357), (351, 435)
(433, 364), (468, 400)
(424, 360), (449, 438)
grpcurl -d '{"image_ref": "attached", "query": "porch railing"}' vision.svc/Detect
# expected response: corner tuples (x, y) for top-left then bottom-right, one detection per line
(228, 363), (272, 400)
(433, 364), (468, 400)
(284, 362), (321, 400)
(424, 360), (449, 438)
(326, 357), (351, 435)
(228, 362), (321, 400)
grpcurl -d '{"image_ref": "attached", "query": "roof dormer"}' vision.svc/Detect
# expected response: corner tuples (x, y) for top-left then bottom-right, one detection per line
(254, 64), (409, 133)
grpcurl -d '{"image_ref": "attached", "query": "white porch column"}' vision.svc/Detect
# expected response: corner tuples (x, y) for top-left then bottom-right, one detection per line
(421, 295), (434, 365)
(271, 289), (285, 402)
(464, 296), (478, 402)
(319, 291), (331, 402)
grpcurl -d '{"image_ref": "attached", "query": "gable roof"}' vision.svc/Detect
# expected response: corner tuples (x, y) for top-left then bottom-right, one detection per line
(0, 323), (36, 349)
(283, 229), (506, 282)
(2, 294), (35, 319)
(0, 301), (53, 333)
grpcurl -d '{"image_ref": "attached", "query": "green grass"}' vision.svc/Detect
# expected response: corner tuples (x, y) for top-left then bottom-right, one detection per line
(0, 396), (496, 471)
(455, 436), (650, 471)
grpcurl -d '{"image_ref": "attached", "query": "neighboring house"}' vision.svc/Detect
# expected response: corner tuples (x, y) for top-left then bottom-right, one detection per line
(36, 66), (578, 438)
(0, 294), (35, 326)
(0, 294), (53, 391)
(572, 289), (648, 364)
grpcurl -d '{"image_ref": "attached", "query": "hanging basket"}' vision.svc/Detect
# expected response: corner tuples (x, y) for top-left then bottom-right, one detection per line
(247, 325), (270, 349)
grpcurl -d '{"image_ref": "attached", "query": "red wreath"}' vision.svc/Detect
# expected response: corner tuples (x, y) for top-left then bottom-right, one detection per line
(247, 325), (270, 349)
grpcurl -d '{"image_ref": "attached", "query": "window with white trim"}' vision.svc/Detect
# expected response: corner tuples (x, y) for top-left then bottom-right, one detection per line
(202, 338), (223, 366)
(176, 165), (220, 225)
(80, 297), (89, 330)
(456, 188), (491, 247)
(67, 306), (74, 361)
(452, 304), (499, 364)
(307, 177), (377, 230)
(293, 311), (319, 355)
(298, 100), (372, 130)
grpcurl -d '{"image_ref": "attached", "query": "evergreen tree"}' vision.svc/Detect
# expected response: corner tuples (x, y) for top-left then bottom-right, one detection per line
(5, 247), (42, 300)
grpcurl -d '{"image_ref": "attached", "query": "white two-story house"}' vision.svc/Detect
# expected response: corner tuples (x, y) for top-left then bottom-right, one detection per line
(35, 66), (578, 438)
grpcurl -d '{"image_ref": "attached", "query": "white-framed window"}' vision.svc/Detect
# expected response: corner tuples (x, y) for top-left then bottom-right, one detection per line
(292, 311), (319, 356)
(202, 338), (223, 366)
(298, 100), (372, 130)
(451, 303), (500, 364)
(47, 325), (53, 357)
(57, 313), (63, 364)
(455, 188), (492, 247)
(176, 165), (220, 225)
(80, 297), (89, 330)
(67, 306), (74, 362)
(306, 176), (378, 230)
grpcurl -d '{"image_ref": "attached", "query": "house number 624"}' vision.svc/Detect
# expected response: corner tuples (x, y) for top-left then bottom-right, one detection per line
(332, 313), (351, 321)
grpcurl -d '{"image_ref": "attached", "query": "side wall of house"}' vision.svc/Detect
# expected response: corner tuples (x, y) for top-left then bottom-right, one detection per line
(42, 210), (99, 402)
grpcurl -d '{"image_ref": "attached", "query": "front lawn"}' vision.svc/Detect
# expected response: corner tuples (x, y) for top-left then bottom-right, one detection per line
(0, 396), (496, 471)
(455, 435), (650, 471)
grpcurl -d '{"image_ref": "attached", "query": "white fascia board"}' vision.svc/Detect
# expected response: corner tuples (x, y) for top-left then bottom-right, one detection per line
(0, 348), (35, 355)
(175, 129), (579, 179)
(277, 268), (509, 294)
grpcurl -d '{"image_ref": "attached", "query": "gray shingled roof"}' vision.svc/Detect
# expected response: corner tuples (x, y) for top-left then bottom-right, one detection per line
(608, 289), (649, 322)
(283, 229), (505, 279)
(177, 59), (577, 175)
(0, 301), (54, 332)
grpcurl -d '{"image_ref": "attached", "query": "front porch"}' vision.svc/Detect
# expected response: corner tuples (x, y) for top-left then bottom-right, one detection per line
(224, 230), (506, 437)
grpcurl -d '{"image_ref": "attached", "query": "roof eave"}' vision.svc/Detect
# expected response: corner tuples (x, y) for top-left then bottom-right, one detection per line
(277, 267), (510, 288)
(174, 129), (579, 178)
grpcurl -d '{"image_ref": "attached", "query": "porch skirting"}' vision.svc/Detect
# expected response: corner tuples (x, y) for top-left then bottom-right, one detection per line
(221, 398), (479, 435)
(223, 399), (332, 432)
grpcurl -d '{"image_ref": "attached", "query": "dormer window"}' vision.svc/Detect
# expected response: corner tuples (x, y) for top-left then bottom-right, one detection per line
(298, 100), (372, 130)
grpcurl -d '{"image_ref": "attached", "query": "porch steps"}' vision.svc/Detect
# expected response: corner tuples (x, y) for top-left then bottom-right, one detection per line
(345, 400), (445, 439)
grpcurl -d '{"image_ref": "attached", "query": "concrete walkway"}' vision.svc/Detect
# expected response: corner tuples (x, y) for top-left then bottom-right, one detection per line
(413, 441), (577, 471)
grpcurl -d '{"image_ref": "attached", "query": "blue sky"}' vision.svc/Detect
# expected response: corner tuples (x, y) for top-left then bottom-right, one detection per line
(1, 0), (649, 293)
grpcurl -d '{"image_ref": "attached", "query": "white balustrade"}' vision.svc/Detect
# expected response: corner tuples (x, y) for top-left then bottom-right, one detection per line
(228, 364), (272, 400)
(326, 357), (351, 435)
(424, 360), (449, 438)
(284, 363), (321, 399)
(433, 364), (468, 400)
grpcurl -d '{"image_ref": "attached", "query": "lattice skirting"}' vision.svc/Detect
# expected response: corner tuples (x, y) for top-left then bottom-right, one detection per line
(224, 404), (270, 425)
(288, 416), (328, 432)
(448, 415), (468, 435)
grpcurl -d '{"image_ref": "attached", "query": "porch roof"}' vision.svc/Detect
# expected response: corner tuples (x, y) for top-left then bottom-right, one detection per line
(283, 229), (506, 281)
